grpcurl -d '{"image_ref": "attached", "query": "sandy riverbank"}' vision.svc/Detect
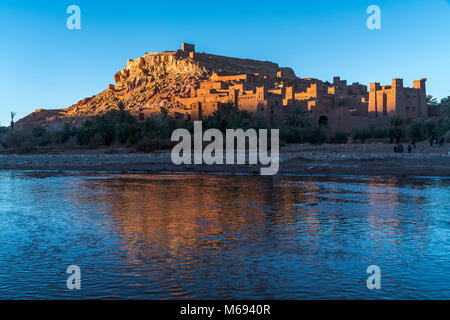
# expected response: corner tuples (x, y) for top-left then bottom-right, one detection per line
(0, 142), (449, 177)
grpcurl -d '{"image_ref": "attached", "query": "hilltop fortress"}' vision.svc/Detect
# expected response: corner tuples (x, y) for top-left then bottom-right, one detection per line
(17, 43), (428, 132)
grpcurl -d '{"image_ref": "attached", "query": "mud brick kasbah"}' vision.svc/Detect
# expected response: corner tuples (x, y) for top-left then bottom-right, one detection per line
(17, 43), (428, 133)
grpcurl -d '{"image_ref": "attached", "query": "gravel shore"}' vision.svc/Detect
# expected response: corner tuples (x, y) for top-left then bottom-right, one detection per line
(0, 143), (449, 177)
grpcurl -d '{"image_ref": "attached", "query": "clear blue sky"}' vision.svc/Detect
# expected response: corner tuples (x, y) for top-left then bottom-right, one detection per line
(0, 0), (449, 125)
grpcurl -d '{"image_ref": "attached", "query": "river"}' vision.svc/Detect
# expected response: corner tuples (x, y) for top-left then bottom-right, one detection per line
(0, 171), (449, 299)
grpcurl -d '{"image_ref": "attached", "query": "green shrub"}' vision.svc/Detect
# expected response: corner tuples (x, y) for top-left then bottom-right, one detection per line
(89, 134), (105, 148)
(31, 126), (52, 146)
(425, 120), (438, 138)
(135, 136), (167, 153)
(388, 127), (404, 140)
(445, 131), (450, 143)
(17, 141), (34, 154)
(370, 126), (389, 139)
(75, 128), (90, 145)
(0, 127), (9, 144)
(32, 126), (46, 138)
(352, 128), (371, 143)
(118, 122), (139, 144)
(436, 118), (450, 136)
(204, 102), (265, 132)
(388, 116), (404, 139)
(308, 126), (327, 145)
(53, 124), (76, 144)
(329, 131), (348, 144)
(280, 126), (309, 143)
(407, 119), (426, 141)
(1, 131), (26, 149)
(283, 106), (311, 128)
(389, 116), (404, 128)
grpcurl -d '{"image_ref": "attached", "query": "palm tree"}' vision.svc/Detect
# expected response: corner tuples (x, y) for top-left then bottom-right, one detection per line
(284, 106), (311, 128)
(10, 112), (16, 130)
(110, 100), (127, 123)
(207, 102), (239, 131)
(389, 115), (404, 141)
(116, 100), (126, 112)
(441, 97), (450, 118)
(389, 115), (404, 128)
(427, 95), (438, 105)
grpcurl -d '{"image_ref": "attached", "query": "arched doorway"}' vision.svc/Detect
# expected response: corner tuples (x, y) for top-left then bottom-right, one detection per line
(318, 115), (328, 126)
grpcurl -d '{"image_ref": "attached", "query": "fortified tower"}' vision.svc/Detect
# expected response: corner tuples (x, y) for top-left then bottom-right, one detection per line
(368, 78), (427, 120)
(182, 43), (195, 52)
(413, 78), (427, 118)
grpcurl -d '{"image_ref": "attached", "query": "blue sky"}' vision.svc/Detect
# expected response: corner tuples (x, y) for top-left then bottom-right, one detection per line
(0, 0), (449, 125)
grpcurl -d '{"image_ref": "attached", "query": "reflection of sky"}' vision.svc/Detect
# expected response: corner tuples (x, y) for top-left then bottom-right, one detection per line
(418, 179), (450, 257)
(0, 172), (449, 299)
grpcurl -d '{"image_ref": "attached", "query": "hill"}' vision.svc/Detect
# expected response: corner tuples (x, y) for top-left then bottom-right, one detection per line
(16, 43), (296, 130)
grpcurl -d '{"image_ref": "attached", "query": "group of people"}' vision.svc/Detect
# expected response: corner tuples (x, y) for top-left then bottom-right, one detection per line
(429, 136), (445, 147)
(394, 140), (416, 154)
(394, 136), (446, 154)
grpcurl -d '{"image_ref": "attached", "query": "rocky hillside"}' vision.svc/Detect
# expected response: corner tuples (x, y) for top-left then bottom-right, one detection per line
(17, 45), (296, 130)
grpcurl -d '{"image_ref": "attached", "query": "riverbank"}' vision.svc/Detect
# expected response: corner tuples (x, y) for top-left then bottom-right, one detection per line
(0, 142), (449, 177)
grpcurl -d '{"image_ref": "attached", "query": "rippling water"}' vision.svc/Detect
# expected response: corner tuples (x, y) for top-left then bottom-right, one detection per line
(0, 171), (449, 299)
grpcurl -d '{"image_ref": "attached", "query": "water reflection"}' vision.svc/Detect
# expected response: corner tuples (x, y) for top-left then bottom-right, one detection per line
(0, 172), (449, 299)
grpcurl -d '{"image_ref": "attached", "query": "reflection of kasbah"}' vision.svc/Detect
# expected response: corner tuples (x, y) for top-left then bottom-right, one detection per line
(77, 175), (318, 256)
(18, 43), (429, 134)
